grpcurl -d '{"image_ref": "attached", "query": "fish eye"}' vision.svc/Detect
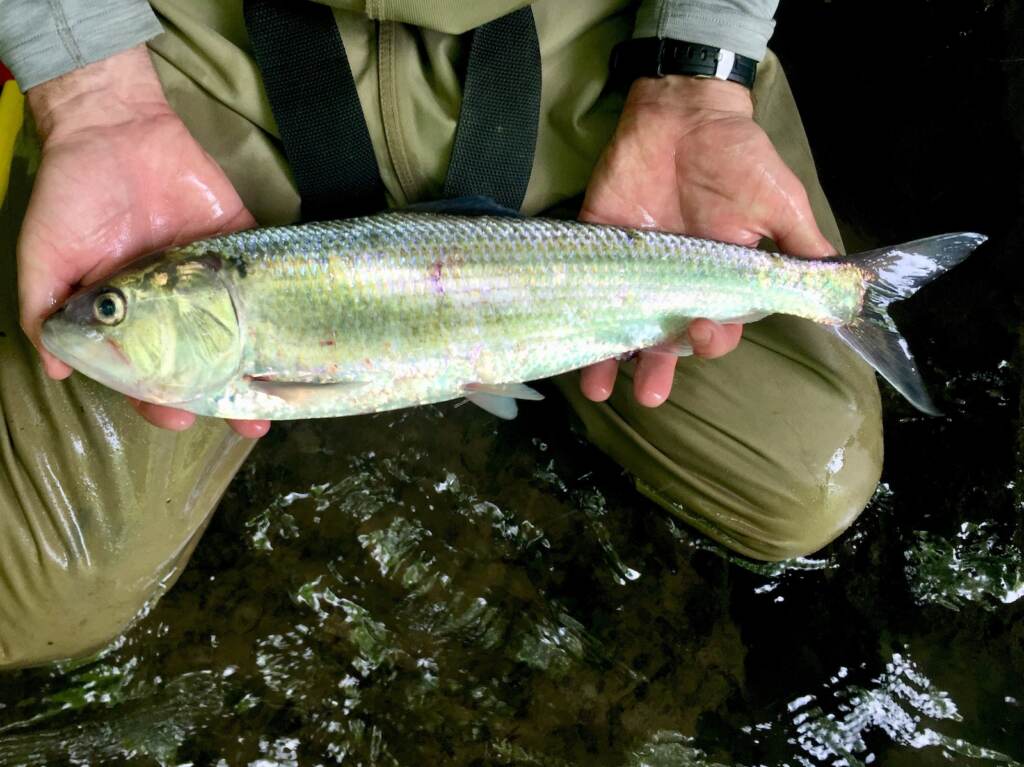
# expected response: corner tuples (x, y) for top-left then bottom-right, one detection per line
(93, 290), (126, 326)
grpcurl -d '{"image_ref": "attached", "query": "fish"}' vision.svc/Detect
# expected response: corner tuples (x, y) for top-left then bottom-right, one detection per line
(40, 198), (986, 420)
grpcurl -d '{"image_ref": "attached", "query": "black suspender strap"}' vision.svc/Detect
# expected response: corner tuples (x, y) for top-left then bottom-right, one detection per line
(243, 0), (387, 221)
(442, 7), (541, 211)
(243, 2), (542, 218)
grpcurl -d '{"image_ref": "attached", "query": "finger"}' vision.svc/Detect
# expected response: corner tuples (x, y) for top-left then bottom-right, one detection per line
(23, 315), (74, 379)
(39, 346), (73, 379)
(633, 348), (678, 407)
(219, 206), (257, 236)
(128, 399), (196, 431)
(20, 312), (73, 379)
(688, 319), (743, 359)
(580, 358), (619, 402)
(229, 419), (271, 439)
(17, 264), (76, 378)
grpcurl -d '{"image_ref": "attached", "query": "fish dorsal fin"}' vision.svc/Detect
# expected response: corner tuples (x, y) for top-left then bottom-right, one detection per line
(403, 195), (522, 218)
(462, 382), (545, 420)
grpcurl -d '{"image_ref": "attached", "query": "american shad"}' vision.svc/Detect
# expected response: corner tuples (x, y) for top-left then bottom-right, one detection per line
(42, 199), (985, 420)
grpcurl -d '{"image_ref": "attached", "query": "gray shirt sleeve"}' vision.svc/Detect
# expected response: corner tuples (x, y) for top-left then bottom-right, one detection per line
(633, 0), (779, 61)
(0, 0), (163, 90)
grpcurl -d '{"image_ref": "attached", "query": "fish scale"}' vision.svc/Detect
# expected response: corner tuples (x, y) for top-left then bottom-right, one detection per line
(42, 209), (985, 419)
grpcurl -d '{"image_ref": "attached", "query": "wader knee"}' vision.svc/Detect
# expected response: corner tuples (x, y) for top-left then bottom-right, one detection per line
(556, 316), (884, 563)
(0, 524), (204, 669)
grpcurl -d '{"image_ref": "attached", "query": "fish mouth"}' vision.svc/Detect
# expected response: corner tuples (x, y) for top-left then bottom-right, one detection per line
(41, 315), (146, 399)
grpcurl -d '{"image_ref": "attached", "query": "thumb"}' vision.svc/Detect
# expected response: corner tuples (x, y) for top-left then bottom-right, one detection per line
(773, 207), (837, 259)
(760, 158), (838, 259)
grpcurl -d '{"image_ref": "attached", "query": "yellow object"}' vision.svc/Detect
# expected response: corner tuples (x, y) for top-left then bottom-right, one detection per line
(0, 80), (24, 208)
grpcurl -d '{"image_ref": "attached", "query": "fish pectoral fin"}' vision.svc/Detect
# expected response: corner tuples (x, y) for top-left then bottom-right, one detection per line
(462, 382), (545, 420)
(718, 311), (769, 325)
(248, 379), (369, 406)
(648, 339), (694, 357)
(246, 368), (380, 384)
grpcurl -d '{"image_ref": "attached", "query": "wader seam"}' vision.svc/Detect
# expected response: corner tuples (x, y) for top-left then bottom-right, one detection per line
(635, 478), (761, 559)
(377, 21), (426, 203)
(749, 47), (780, 128)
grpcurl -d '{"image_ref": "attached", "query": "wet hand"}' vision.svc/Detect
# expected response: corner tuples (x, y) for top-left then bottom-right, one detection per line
(579, 76), (836, 406)
(18, 46), (269, 438)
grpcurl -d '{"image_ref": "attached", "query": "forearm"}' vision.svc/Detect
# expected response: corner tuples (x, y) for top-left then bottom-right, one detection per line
(0, 0), (162, 90)
(27, 46), (171, 143)
(632, 0), (779, 61)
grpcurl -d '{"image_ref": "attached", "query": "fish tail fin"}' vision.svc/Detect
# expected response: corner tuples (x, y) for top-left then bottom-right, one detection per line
(832, 232), (987, 415)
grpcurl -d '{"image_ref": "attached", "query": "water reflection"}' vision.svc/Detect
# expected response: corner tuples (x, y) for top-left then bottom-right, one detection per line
(213, 415), (742, 765)
(0, 670), (224, 765)
(777, 651), (1020, 766)
(905, 522), (1024, 611)
(0, 385), (1020, 765)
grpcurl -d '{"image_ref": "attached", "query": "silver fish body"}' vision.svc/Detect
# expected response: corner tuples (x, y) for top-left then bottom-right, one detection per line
(40, 212), (985, 419)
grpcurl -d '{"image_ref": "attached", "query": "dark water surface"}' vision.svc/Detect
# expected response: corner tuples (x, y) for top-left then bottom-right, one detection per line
(1, 1), (1022, 765)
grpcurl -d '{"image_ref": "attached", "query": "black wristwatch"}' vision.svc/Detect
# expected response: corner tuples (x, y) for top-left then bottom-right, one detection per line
(609, 38), (757, 90)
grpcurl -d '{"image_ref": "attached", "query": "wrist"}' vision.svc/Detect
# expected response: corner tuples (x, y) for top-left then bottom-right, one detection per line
(625, 76), (753, 119)
(26, 46), (172, 142)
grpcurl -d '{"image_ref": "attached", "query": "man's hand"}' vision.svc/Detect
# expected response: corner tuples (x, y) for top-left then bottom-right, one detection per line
(579, 76), (836, 406)
(18, 46), (269, 438)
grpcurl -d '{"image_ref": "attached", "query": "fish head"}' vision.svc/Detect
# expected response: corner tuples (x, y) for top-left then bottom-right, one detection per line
(42, 251), (243, 405)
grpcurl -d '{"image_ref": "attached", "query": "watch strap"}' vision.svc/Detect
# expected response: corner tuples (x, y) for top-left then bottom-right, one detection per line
(610, 38), (757, 89)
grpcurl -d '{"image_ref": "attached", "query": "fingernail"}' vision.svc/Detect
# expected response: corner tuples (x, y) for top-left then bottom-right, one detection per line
(643, 390), (666, 406)
(688, 326), (712, 347)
